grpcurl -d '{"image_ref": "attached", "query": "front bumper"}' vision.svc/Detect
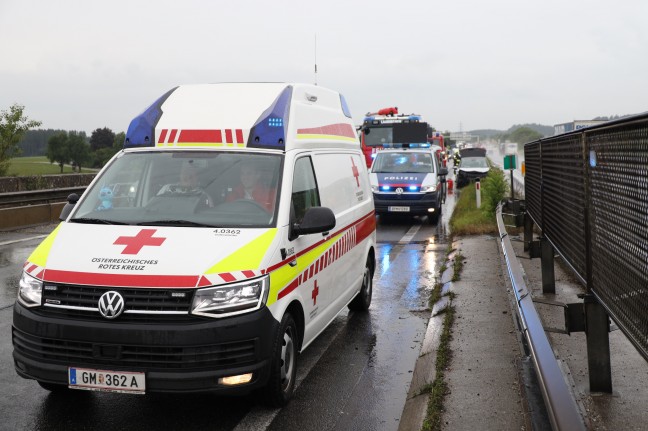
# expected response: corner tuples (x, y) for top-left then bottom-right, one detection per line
(372, 192), (440, 215)
(12, 302), (279, 394)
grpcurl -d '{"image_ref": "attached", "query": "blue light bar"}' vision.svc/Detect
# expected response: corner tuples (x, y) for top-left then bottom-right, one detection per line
(381, 185), (391, 191)
(247, 85), (292, 149)
(409, 186), (418, 191)
(124, 87), (178, 148)
(340, 94), (353, 118)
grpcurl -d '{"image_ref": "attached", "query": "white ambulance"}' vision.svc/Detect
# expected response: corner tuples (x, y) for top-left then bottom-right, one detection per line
(12, 83), (376, 406)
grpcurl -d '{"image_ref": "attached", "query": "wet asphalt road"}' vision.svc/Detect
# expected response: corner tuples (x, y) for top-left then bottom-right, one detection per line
(0, 186), (456, 431)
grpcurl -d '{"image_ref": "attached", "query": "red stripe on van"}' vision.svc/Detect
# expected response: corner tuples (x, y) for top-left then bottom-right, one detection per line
(178, 130), (223, 143)
(297, 123), (356, 138)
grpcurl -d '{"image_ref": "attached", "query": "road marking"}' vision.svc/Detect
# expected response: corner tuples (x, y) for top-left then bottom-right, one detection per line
(0, 235), (48, 247)
(399, 223), (422, 244)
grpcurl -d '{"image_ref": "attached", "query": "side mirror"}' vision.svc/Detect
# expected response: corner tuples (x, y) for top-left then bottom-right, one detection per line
(59, 193), (80, 220)
(290, 207), (336, 240)
(438, 167), (448, 177)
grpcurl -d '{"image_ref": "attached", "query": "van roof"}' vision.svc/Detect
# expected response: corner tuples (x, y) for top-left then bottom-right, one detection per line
(124, 83), (358, 152)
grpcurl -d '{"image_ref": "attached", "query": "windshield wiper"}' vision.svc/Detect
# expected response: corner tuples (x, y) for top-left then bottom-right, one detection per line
(137, 220), (215, 228)
(69, 217), (128, 225)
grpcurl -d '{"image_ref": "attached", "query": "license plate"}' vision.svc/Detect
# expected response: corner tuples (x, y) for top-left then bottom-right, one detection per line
(68, 367), (145, 394)
(388, 206), (410, 212)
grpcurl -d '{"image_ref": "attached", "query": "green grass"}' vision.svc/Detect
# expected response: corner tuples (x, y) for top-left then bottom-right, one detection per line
(448, 168), (508, 236)
(421, 305), (456, 431)
(6, 156), (83, 175)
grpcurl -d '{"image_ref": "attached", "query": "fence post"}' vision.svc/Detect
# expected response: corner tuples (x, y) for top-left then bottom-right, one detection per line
(541, 236), (555, 294)
(584, 294), (612, 392)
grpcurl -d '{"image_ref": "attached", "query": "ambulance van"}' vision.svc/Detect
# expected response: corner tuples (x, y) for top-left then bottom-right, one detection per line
(12, 83), (376, 406)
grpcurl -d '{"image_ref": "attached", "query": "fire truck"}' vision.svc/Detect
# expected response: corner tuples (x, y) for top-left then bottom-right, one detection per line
(359, 107), (445, 167)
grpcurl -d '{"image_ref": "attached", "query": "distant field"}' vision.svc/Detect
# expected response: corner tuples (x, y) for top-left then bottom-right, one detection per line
(7, 156), (93, 176)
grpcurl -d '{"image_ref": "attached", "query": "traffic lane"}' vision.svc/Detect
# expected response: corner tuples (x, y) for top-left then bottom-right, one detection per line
(0, 216), (444, 430)
(267, 239), (445, 431)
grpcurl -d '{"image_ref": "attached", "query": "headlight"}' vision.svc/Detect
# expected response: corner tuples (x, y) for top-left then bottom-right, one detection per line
(371, 185), (378, 192)
(421, 185), (437, 193)
(191, 275), (269, 318)
(18, 271), (43, 307)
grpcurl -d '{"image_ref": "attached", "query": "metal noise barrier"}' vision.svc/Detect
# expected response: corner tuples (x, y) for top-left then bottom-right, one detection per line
(497, 203), (585, 431)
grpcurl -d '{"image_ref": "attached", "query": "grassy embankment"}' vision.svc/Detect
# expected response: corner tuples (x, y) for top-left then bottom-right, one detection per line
(6, 156), (87, 176)
(421, 167), (508, 431)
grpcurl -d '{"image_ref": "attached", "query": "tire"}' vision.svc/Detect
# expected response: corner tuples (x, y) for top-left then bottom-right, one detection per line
(262, 313), (298, 407)
(38, 381), (69, 392)
(348, 257), (373, 311)
(428, 196), (442, 225)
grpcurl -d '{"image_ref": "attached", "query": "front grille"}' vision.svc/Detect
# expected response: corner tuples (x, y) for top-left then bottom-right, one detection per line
(374, 192), (431, 202)
(40, 284), (195, 323)
(13, 327), (258, 370)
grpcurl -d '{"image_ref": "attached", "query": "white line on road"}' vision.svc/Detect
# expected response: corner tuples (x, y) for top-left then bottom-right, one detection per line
(0, 235), (48, 247)
(399, 223), (422, 244)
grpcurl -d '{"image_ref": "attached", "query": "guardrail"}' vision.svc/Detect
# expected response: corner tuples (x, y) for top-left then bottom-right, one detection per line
(0, 187), (85, 230)
(524, 112), (648, 391)
(497, 203), (585, 431)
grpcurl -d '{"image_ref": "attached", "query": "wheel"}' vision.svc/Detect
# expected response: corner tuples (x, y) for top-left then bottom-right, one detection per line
(428, 203), (441, 225)
(262, 313), (298, 407)
(348, 257), (373, 311)
(38, 381), (69, 392)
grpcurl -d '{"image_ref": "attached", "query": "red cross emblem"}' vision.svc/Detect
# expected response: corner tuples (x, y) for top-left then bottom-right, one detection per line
(312, 280), (319, 305)
(114, 229), (166, 255)
(351, 157), (360, 187)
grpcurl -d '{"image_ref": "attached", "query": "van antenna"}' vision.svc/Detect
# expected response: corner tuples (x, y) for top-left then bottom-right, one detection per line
(314, 34), (318, 86)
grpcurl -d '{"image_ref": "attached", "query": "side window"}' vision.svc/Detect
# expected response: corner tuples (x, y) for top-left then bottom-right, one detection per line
(291, 157), (320, 224)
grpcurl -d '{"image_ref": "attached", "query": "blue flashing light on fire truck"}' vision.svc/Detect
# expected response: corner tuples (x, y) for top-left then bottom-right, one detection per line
(359, 107), (446, 168)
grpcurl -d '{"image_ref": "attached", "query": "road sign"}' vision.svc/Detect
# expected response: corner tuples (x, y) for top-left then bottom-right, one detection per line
(504, 154), (516, 170)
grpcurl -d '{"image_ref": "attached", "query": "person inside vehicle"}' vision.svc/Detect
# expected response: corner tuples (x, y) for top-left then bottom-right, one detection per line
(159, 160), (213, 207)
(226, 162), (276, 212)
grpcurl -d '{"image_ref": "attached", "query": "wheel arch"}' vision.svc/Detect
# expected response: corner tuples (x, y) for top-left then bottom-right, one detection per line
(284, 300), (305, 352)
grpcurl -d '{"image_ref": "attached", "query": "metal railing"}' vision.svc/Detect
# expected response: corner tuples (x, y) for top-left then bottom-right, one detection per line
(497, 204), (585, 431)
(524, 113), (648, 363)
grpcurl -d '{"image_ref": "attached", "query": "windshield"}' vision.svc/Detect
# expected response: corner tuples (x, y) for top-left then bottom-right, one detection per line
(72, 151), (282, 228)
(363, 126), (393, 147)
(372, 152), (434, 174)
(460, 157), (489, 169)
(364, 122), (428, 147)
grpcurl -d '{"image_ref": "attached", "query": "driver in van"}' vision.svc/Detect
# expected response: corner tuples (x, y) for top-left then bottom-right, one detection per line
(226, 162), (276, 212)
(158, 160), (213, 207)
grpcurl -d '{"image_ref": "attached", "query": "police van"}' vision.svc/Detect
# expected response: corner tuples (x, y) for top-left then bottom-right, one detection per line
(12, 83), (376, 406)
(369, 147), (448, 224)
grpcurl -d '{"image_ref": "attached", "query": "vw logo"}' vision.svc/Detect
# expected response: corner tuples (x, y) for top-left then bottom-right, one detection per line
(395, 187), (404, 195)
(98, 291), (125, 319)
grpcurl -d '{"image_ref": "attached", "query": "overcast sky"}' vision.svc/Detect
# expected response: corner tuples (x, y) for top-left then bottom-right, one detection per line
(2, 0), (647, 135)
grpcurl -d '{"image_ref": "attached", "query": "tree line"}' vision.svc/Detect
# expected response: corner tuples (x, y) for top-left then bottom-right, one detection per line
(0, 103), (124, 176)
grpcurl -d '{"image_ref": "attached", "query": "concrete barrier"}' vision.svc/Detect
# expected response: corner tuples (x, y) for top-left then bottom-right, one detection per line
(0, 203), (65, 231)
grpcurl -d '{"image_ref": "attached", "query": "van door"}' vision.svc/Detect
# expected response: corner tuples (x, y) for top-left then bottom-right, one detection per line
(289, 155), (337, 342)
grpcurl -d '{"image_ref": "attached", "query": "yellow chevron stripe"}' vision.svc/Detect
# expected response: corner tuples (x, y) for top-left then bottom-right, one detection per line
(27, 223), (63, 267)
(205, 229), (277, 274)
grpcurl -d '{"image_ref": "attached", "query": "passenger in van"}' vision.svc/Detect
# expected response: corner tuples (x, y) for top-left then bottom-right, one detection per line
(226, 162), (276, 212)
